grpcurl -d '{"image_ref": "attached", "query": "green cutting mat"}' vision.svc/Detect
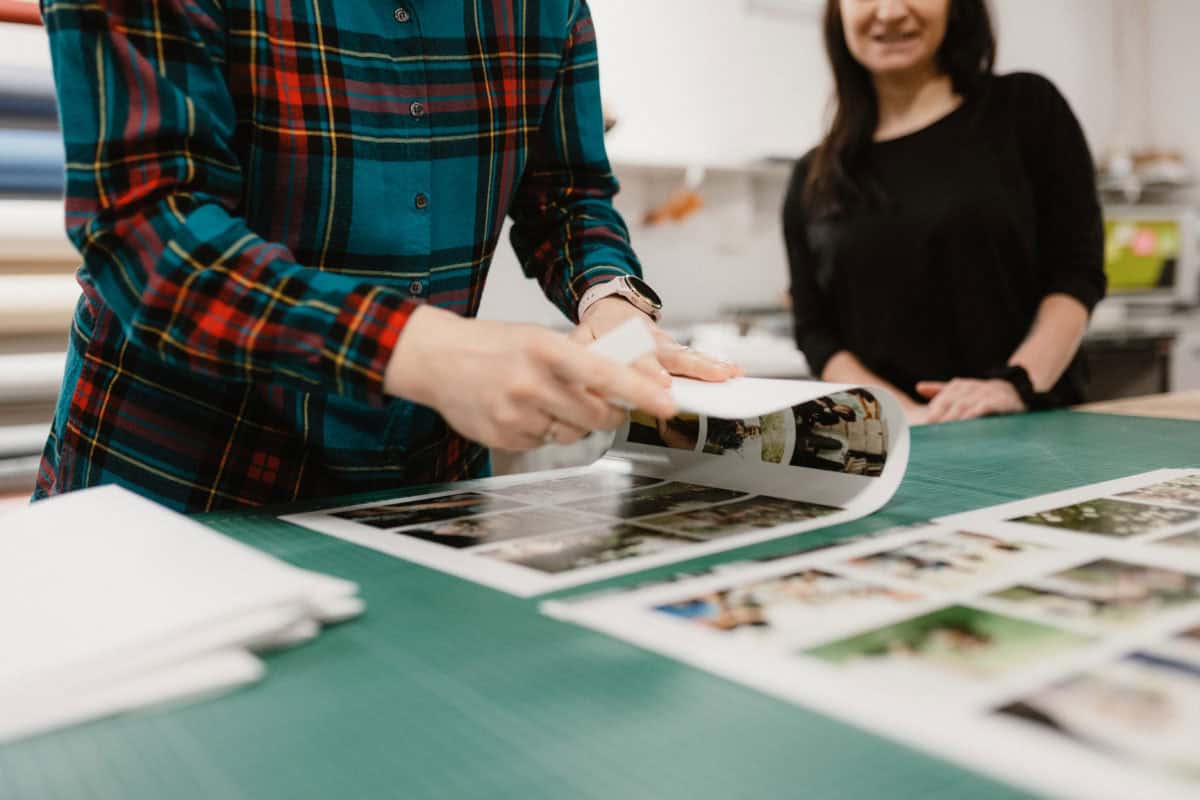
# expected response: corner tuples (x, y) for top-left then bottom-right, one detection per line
(2, 411), (1196, 800)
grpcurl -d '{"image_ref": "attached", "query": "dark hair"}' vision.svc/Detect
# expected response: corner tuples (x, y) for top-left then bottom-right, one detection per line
(804, 0), (996, 217)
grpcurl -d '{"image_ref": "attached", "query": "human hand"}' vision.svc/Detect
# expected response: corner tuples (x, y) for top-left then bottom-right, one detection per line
(384, 305), (677, 450)
(572, 296), (743, 383)
(915, 378), (1026, 424)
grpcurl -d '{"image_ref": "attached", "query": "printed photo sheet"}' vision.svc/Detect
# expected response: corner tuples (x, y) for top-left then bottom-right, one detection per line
(544, 469), (1200, 800)
(281, 380), (910, 596)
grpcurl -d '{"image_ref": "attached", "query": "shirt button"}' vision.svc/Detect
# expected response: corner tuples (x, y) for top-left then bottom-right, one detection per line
(410, 101), (426, 119)
(393, 7), (410, 23)
(409, 280), (424, 296)
(414, 193), (429, 210)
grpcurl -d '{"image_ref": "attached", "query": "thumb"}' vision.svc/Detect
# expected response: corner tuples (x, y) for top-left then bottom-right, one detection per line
(915, 381), (945, 399)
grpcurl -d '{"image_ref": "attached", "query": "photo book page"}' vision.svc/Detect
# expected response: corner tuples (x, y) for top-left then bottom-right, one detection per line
(544, 469), (1200, 800)
(281, 378), (910, 596)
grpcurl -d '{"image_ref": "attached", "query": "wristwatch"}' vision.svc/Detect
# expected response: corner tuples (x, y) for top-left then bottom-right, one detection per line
(578, 275), (663, 322)
(986, 364), (1040, 410)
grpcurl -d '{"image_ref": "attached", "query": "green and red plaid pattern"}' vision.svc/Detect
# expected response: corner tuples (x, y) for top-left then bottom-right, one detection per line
(35, 0), (640, 511)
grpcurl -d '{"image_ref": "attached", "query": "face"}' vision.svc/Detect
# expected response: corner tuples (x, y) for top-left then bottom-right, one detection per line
(839, 0), (951, 77)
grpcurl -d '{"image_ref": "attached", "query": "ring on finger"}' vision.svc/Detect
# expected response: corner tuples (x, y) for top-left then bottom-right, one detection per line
(543, 418), (561, 445)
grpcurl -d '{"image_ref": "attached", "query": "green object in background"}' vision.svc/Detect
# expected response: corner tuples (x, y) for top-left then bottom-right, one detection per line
(1, 411), (1197, 800)
(1104, 218), (1180, 292)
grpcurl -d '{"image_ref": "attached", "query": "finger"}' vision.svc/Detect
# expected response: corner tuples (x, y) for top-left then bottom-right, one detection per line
(536, 380), (627, 434)
(915, 381), (946, 399)
(633, 353), (673, 387)
(656, 341), (740, 382)
(546, 341), (676, 419)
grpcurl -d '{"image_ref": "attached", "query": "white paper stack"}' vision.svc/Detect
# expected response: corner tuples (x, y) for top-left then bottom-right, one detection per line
(0, 485), (365, 744)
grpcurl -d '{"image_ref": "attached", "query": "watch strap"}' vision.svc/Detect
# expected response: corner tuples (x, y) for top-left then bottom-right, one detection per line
(986, 364), (1040, 410)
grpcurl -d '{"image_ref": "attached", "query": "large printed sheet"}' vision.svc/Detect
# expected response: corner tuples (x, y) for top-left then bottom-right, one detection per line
(545, 469), (1200, 800)
(281, 377), (909, 596)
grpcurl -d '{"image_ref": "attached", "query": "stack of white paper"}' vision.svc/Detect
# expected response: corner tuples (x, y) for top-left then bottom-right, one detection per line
(0, 484), (365, 744)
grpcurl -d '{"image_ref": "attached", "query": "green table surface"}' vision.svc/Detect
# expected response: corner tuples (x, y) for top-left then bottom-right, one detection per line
(2, 411), (1197, 799)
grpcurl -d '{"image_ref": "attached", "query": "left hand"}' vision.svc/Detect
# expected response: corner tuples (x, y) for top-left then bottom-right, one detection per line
(915, 378), (1026, 424)
(572, 297), (743, 384)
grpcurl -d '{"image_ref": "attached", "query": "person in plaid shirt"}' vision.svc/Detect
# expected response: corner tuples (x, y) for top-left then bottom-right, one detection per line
(34, 0), (737, 512)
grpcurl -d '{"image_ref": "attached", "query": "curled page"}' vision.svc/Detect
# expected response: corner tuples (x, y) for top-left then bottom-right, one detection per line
(283, 377), (909, 597)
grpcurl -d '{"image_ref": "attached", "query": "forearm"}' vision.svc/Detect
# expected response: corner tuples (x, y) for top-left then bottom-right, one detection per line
(822, 351), (919, 410)
(1008, 293), (1090, 391)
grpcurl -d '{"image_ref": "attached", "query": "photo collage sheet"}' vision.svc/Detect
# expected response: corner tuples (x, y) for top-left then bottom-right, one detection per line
(546, 469), (1200, 800)
(282, 379), (910, 596)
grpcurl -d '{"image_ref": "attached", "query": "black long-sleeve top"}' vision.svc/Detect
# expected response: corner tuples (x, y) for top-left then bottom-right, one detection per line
(784, 72), (1106, 405)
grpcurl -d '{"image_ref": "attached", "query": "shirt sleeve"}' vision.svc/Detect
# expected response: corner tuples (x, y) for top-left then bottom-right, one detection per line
(42, 0), (418, 406)
(507, 0), (642, 323)
(783, 163), (843, 377)
(1016, 73), (1107, 313)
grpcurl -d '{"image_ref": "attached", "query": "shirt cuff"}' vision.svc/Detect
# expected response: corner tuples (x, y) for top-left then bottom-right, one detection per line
(328, 288), (421, 406)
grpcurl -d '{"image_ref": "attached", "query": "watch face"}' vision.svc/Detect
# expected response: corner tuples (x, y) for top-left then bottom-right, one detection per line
(625, 276), (663, 308)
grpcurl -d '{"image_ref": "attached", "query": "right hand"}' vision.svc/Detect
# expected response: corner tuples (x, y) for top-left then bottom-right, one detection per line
(383, 306), (678, 451)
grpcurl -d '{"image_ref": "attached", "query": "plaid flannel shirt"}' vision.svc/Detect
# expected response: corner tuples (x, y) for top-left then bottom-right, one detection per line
(34, 0), (641, 512)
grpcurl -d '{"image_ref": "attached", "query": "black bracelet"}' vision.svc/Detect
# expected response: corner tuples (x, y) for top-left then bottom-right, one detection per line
(986, 365), (1039, 410)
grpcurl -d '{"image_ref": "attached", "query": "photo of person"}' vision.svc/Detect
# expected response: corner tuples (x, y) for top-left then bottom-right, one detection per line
(476, 524), (699, 574)
(571, 481), (746, 520)
(805, 605), (1090, 684)
(989, 559), (1200, 629)
(655, 570), (922, 642)
(332, 492), (524, 530)
(702, 417), (763, 459)
(997, 653), (1200, 782)
(847, 532), (1051, 591)
(489, 472), (662, 504)
(639, 495), (840, 539)
(626, 412), (700, 451)
(1011, 498), (1200, 537)
(395, 507), (599, 549)
(788, 390), (888, 477)
(1118, 475), (1200, 510)
(1156, 529), (1200, 551)
(759, 410), (792, 465)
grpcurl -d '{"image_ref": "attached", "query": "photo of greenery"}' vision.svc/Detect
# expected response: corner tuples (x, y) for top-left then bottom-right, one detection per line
(1011, 498), (1199, 537)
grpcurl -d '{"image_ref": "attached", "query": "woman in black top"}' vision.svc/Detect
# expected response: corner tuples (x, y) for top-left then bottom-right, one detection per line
(784, 0), (1106, 424)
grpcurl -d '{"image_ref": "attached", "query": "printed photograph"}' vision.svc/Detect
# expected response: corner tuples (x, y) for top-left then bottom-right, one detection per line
(702, 416), (763, 459)
(1118, 475), (1200, 510)
(789, 390), (888, 477)
(805, 605), (1090, 683)
(989, 559), (1200, 629)
(394, 507), (600, 550)
(571, 481), (747, 520)
(760, 410), (792, 465)
(655, 569), (922, 641)
(476, 523), (700, 574)
(639, 495), (840, 539)
(331, 492), (524, 530)
(626, 412), (700, 451)
(846, 531), (1052, 590)
(1011, 497), (1200, 537)
(488, 472), (661, 504)
(998, 653), (1200, 782)
(1153, 529), (1200, 551)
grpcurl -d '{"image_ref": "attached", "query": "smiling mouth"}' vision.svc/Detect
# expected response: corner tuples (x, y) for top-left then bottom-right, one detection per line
(871, 31), (921, 45)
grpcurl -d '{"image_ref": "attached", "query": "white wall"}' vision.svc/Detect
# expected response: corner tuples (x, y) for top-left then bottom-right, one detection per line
(475, 0), (1127, 326)
(1147, 0), (1200, 173)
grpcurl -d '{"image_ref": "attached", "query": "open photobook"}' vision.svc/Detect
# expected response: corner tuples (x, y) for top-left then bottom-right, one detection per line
(544, 469), (1200, 800)
(281, 376), (910, 596)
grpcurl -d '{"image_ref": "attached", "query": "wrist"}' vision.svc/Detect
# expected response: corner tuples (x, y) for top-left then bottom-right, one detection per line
(986, 364), (1037, 410)
(383, 304), (457, 405)
(577, 275), (663, 322)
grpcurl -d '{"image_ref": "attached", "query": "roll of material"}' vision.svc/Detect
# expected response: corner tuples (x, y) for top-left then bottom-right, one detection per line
(0, 66), (57, 121)
(0, 128), (64, 194)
